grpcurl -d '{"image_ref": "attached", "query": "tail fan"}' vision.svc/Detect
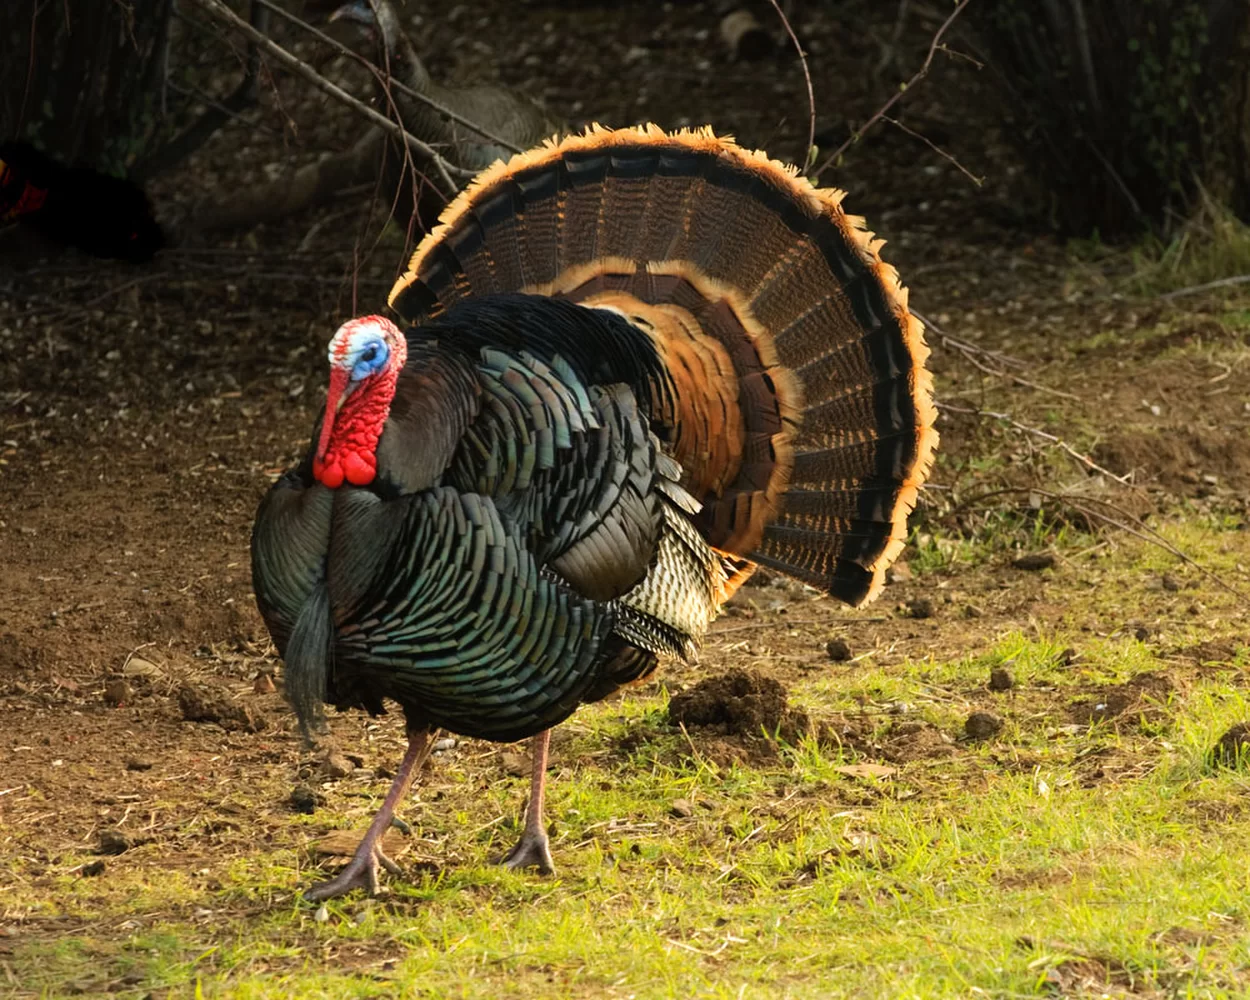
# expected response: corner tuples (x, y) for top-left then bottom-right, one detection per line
(387, 124), (937, 606)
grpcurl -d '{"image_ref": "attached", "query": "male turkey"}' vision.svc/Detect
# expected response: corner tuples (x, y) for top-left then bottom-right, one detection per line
(331, 0), (565, 229)
(251, 124), (937, 901)
(0, 140), (163, 261)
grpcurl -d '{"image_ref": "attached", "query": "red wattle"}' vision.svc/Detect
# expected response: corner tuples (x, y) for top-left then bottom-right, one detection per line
(314, 458), (344, 488)
(343, 451), (376, 486)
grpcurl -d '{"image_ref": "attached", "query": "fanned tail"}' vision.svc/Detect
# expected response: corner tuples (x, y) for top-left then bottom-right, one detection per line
(387, 124), (937, 607)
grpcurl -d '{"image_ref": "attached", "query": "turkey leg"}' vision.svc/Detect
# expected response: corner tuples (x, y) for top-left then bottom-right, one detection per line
(498, 728), (555, 875)
(305, 726), (434, 901)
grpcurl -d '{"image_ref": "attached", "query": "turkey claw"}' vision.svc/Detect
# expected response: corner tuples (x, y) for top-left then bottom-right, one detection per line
(497, 829), (556, 876)
(305, 843), (400, 901)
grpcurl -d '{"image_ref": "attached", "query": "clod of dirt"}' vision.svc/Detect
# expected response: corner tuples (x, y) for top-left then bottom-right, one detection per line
(1057, 647), (1079, 666)
(1012, 553), (1056, 572)
(499, 750), (531, 777)
(125, 758), (153, 772)
(905, 598), (935, 620)
(253, 672), (276, 695)
(825, 638), (852, 662)
(670, 798), (694, 818)
(964, 711), (1003, 741)
(97, 829), (131, 855)
(1161, 573), (1181, 592)
(177, 683), (265, 732)
(667, 668), (809, 742)
(321, 751), (355, 779)
(1210, 723), (1250, 770)
(289, 784), (319, 814)
(81, 861), (106, 878)
(102, 676), (131, 707)
(988, 666), (1015, 692)
(887, 560), (912, 583)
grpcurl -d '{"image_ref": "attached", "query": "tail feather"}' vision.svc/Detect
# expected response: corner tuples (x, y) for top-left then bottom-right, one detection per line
(388, 124), (936, 607)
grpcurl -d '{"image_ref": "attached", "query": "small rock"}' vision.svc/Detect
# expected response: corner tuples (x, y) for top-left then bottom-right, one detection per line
(1210, 723), (1250, 769)
(81, 860), (106, 877)
(670, 798), (694, 818)
(321, 751), (355, 779)
(431, 737), (457, 752)
(1134, 625), (1151, 642)
(963, 604), (985, 619)
(125, 758), (153, 772)
(988, 666), (1014, 692)
(314, 903), (330, 924)
(905, 598), (935, 620)
(97, 829), (131, 855)
(178, 683), (265, 733)
(887, 560), (913, 584)
(102, 676), (131, 707)
(965, 711), (1003, 741)
(500, 750), (530, 777)
(1161, 573), (1181, 592)
(290, 784), (318, 814)
(252, 672), (276, 695)
(825, 638), (852, 662)
(1012, 553), (1056, 572)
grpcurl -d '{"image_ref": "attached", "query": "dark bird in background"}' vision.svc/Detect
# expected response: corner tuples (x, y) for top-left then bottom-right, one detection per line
(251, 124), (938, 901)
(330, 0), (565, 228)
(0, 141), (164, 262)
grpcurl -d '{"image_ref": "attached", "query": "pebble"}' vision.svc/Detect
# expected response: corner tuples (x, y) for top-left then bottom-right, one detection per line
(670, 798), (694, 818)
(825, 638), (852, 662)
(964, 711), (1003, 740)
(97, 829), (131, 855)
(321, 751), (355, 779)
(289, 784), (318, 814)
(102, 677), (131, 707)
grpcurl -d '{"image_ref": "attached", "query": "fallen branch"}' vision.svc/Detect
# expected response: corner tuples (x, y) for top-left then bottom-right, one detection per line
(1158, 274), (1250, 301)
(882, 114), (982, 187)
(193, 126), (386, 232)
(939, 402), (1132, 484)
(182, 0), (469, 198)
(813, 0), (972, 180)
(914, 309), (1080, 401)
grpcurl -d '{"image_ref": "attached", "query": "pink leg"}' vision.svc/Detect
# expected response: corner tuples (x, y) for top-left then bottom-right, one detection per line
(498, 729), (555, 875)
(305, 727), (434, 901)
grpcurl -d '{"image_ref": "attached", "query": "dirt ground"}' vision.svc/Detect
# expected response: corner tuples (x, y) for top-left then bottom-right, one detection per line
(1, 1), (1249, 996)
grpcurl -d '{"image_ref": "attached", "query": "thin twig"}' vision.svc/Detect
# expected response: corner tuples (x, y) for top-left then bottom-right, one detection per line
(882, 115), (982, 187)
(813, 0), (973, 179)
(939, 402), (1132, 483)
(1158, 274), (1250, 301)
(182, 0), (468, 197)
(764, 0), (816, 174)
(252, 0), (524, 155)
(914, 309), (1081, 401)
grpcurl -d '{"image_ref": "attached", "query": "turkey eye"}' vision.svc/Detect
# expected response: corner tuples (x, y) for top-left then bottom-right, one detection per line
(361, 346), (378, 363)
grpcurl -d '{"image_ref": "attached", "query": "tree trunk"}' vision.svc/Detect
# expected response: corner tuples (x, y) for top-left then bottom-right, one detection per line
(0, 0), (174, 172)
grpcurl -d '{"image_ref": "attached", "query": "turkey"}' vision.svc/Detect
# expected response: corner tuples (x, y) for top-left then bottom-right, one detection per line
(330, 0), (566, 229)
(0, 140), (164, 261)
(251, 123), (937, 901)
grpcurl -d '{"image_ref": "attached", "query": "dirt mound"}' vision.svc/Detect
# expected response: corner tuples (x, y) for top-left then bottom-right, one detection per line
(1068, 672), (1176, 727)
(667, 669), (810, 743)
(1093, 427), (1250, 495)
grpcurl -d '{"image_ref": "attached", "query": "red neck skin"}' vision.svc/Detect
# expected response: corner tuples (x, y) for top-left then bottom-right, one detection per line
(312, 338), (407, 489)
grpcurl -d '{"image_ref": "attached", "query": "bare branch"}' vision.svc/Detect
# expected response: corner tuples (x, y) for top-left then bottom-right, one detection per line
(764, 0), (816, 174)
(882, 115), (982, 187)
(813, 0), (973, 180)
(1159, 274), (1250, 301)
(181, 0), (469, 198)
(252, 0), (524, 155)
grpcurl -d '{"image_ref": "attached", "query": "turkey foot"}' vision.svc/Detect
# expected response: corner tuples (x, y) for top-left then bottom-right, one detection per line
(304, 727), (434, 902)
(496, 729), (556, 875)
